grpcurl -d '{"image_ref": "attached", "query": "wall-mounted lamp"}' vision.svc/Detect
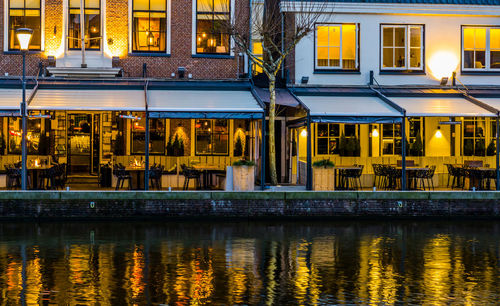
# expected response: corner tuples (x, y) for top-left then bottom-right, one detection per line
(108, 38), (114, 45)
(300, 129), (307, 137)
(178, 67), (185, 79)
(301, 76), (309, 85)
(440, 77), (449, 86)
(53, 26), (57, 38)
(120, 114), (141, 120)
(29, 114), (51, 119)
(372, 128), (379, 137)
(435, 126), (442, 138)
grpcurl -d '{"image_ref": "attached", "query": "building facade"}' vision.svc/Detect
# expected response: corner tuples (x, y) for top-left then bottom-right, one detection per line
(0, 0), (248, 78)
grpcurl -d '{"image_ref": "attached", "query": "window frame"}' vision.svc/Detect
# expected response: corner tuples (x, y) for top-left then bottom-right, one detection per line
(131, 0), (168, 53)
(314, 23), (360, 72)
(67, 0), (102, 51)
(315, 123), (359, 156)
(461, 25), (500, 72)
(194, 0), (231, 55)
(381, 123), (402, 156)
(380, 24), (425, 73)
(130, 117), (166, 155)
(195, 119), (229, 156)
(462, 117), (487, 156)
(7, 0), (42, 51)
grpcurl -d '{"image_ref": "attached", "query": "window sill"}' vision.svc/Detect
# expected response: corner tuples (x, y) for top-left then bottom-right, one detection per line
(314, 69), (360, 74)
(192, 54), (234, 59)
(3, 50), (42, 55)
(128, 52), (171, 57)
(461, 70), (500, 75)
(379, 70), (425, 75)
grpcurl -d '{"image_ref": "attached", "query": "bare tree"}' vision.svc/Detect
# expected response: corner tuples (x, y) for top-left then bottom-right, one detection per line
(221, 0), (327, 185)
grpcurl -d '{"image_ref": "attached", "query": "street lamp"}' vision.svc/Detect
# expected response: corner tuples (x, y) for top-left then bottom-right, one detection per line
(16, 28), (32, 190)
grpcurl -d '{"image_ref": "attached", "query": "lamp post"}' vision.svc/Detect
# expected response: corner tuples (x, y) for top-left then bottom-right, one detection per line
(16, 28), (33, 190)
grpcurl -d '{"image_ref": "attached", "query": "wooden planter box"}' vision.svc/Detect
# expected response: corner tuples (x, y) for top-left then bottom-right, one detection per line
(312, 167), (335, 191)
(232, 165), (255, 191)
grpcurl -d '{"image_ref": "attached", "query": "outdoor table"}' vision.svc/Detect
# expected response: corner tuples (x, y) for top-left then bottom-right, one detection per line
(467, 167), (495, 190)
(334, 166), (362, 190)
(125, 166), (145, 190)
(396, 166), (430, 190)
(192, 164), (223, 189)
(27, 165), (52, 190)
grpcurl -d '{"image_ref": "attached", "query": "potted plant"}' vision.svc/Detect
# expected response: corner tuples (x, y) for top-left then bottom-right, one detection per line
(234, 135), (243, 157)
(475, 139), (485, 156)
(464, 141), (474, 156)
(232, 159), (255, 191)
(338, 133), (346, 156)
(312, 159), (335, 191)
(487, 140), (496, 156)
(410, 134), (423, 156)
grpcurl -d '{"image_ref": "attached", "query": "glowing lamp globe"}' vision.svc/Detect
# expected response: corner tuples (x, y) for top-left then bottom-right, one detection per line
(15, 28), (33, 51)
(429, 51), (458, 81)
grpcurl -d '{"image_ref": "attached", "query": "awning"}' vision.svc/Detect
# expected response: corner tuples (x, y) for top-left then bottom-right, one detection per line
(296, 95), (403, 124)
(148, 90), (264, 119)
(390, 97), (496, 117)
(29, 89), (146, 111)
(0, 89), (25, 110)
(475, 98), (500, 113)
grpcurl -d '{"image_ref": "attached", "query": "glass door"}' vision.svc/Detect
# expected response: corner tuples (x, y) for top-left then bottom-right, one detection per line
(67, 114), (92, 174)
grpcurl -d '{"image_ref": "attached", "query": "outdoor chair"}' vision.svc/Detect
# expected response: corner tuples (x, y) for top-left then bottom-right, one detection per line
(54, 163), (67, 189)
(39, 166), (58, 190)
(113, 165), (132, 190)
(6, 165), (21, 190)
(425, 165), (436, 190)
(181, 164), (201, 190)
(445, 164), (460, 189)
(372, 164), (383, 188)
(388, 166), (401, 190)
(349, 165), (364, 190)
(149, 165), (164, 190)
(484, 170), (497, 190)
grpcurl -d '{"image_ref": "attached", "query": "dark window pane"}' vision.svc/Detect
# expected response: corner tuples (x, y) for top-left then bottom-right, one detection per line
(464, 50), (474, 68)
(345, 124), (356, 137)
(475, 50), (486, 69)
(329, 124), (339, 137)
(317, 138), (328, 155)
(317, 124), (328, 137)
(491, 51), (500, 68)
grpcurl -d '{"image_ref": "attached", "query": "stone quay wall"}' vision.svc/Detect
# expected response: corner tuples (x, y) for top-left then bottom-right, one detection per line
(1, 191), (500, 219)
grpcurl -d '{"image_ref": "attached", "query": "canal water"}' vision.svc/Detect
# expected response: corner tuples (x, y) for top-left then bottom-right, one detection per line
(0, 221), (499, 305)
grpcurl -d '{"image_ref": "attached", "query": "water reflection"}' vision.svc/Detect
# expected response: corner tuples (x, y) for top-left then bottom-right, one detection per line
(0, 221), (499, 304)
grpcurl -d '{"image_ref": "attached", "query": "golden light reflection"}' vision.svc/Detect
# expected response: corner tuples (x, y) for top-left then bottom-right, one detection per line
(357, 236), (398, 305)
(422, 235), (452, 305)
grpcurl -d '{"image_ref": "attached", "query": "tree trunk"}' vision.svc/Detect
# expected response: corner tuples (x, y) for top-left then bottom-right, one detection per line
(268, 76), (278, 185)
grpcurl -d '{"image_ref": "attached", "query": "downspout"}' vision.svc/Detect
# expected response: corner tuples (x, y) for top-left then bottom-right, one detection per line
(261, 112), (266, 190)
(144, 80), (150, 190)
(306, 112), (312, 190)
(401, 113), (406, 191)
(497, 113), (499, 190)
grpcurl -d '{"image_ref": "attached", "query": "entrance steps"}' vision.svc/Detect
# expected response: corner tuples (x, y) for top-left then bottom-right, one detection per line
(67, 175), (98, 185)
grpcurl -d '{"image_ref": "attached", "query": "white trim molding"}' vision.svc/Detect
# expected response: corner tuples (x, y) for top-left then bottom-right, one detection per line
(128, 0), (171, 54)
(280, 2), (500, 17)
(3, 0), (45, 52)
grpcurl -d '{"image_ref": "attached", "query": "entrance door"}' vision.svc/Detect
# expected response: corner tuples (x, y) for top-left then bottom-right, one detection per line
(67, 114), (93, 174)
(67, 0), (101, 50)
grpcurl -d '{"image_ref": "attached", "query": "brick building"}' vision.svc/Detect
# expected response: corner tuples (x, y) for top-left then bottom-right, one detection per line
(0, 0), (249, 78)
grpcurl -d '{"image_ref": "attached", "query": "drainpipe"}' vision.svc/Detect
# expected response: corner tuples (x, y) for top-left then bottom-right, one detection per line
(496, 115), (499, 190)
(261, 113), (266, 190)
(401, 114), (407, 191)
(306, 113), (312, 190)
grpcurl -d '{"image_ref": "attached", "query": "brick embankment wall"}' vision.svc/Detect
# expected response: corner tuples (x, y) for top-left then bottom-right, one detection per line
(0, 191), (499, 219)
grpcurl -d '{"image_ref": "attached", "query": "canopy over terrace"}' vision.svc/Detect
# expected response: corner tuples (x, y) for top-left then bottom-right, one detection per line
(147, 84), (266, 189)
(289, 91), (404, 190)
(0, 89), (32, 116)
(28, 89), (146, 111)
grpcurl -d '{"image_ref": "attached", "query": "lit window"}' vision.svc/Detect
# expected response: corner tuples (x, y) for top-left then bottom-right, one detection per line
(195, 119), (228, 155)
(196, 0), (230, 54)
(382, 124), (402, 156)
(252, 41), (263, 75)
(463, 118), (486, 156)
(316, 123), (359, 155)
(68, 0), (101, 50)
(462, 26), (500, 70)
(132, 0), (166, 52)
(315, 24), (358, 70)
(8, 0), (41, 50)
(131, 117), (165, 154)
(381, 25), (423, 71)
